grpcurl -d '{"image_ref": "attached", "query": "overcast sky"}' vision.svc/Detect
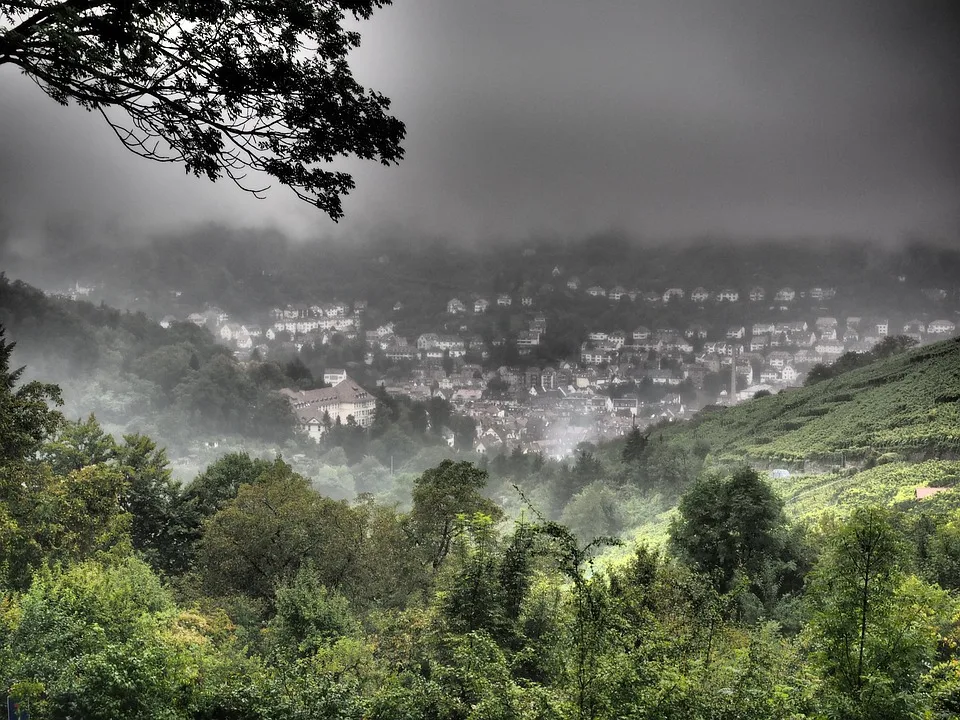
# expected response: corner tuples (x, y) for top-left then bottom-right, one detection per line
(1, 0), (958, 247)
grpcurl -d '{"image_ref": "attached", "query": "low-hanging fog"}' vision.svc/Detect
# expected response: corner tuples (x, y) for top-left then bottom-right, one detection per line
(2, 0), (959, 250)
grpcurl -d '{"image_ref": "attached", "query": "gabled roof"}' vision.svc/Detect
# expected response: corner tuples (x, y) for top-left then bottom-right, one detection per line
(280, 377), (371, 421)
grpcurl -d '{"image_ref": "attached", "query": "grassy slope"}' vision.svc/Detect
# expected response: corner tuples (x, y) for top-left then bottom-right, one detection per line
(616, 337), (960, 550)
(664, 337), (960, 466)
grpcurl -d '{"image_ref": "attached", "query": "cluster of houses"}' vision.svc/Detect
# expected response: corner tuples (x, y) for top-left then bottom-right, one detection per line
(560, 280), (836, 307)
(51, 281), (98, 301)
(447, 293), (537, 315)
(378, 361), (685, 457)
(164, 302), (367, 356)
(578, 314), (958, 398)
(443, 285), (839, 317)
(159, 279), (959, 456)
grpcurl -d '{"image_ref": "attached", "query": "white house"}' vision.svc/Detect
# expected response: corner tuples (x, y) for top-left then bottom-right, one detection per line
(780, 365), (800, 382)
(516, 331), (541, 348)
(928, 319), (956, 335)
(323, 369), (348, 385)
(716, 288), (740, 303)
(767, 351), (793, 368)
(447, 298), (466, 314)
(750, 335), (771, 352)
(219, 323), (241, 341)
(474, 298), (490, 313)
(662, 288), (685, 302)
(816, 342), (845, 356)
(691, 287), (711, 303)
(760, 368), (780, 384)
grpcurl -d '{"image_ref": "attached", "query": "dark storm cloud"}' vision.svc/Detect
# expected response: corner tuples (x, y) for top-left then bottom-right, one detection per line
(1, 0), (958, 246)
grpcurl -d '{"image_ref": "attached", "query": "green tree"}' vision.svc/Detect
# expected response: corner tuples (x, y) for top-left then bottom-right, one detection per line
(0, 0), (405, 218)
(181, 451), (273, 519)
(453, 415), (477, 452)
(39, 414), (116, 476)
(620, 426), (648, 465)
(198, 459), (363, 602)
(2, 556), (258, 720)
(408, 401), (429, 435)
(251, 390), (297, 443)
(560, 482), (625, 545)
(556, 451), (603, 509)
(267, 565), (360, 659)
(0, 461), (131, 589)
(924, 511), (960, 591)
(170, 451), (274, 572)
(370, 384), (399, 438)
(410, 460), (503, 570)
(131, 343), (194, 396)
(805, 506), (949, 719)
(350, 501), (427, 610)
(437, 512), (508, 637)
(114, 433), (182, 572)
(669, 467), (793, 599)
(248, 360), (286, 390)
(426, 396), (452, 436)
(0, 325), (63, 466)
(537, 520), (620, 720)
(285, 357), (314, 387)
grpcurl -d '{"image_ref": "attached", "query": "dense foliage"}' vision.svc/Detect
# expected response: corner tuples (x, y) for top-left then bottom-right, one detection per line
(6, 323), (960, 719)
(0, 275), (298, 448)
(0, 277), (476, 485)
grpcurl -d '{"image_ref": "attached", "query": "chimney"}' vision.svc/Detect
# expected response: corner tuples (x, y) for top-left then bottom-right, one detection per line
(730, 343), (737, 402)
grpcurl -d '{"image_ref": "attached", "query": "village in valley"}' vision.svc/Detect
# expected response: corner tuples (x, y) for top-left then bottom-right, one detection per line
(74, 254), (956, 460)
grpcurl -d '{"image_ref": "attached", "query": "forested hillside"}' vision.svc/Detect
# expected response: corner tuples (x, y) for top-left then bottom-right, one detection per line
(0, 274), (297, 450)
(579, 338), (960, 552)
(5, 322), (960, 718)
(0, 277), (477, 487)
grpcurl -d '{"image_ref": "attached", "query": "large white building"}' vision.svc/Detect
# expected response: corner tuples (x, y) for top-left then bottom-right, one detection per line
(928, 319), (956, 335)
(280, 377), (375, 440)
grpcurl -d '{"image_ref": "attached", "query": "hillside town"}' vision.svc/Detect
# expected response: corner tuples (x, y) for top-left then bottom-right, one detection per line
(108, 270), (959, 458)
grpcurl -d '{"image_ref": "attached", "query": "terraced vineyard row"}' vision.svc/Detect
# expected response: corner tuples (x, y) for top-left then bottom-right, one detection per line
(667, 337), (960, 464)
